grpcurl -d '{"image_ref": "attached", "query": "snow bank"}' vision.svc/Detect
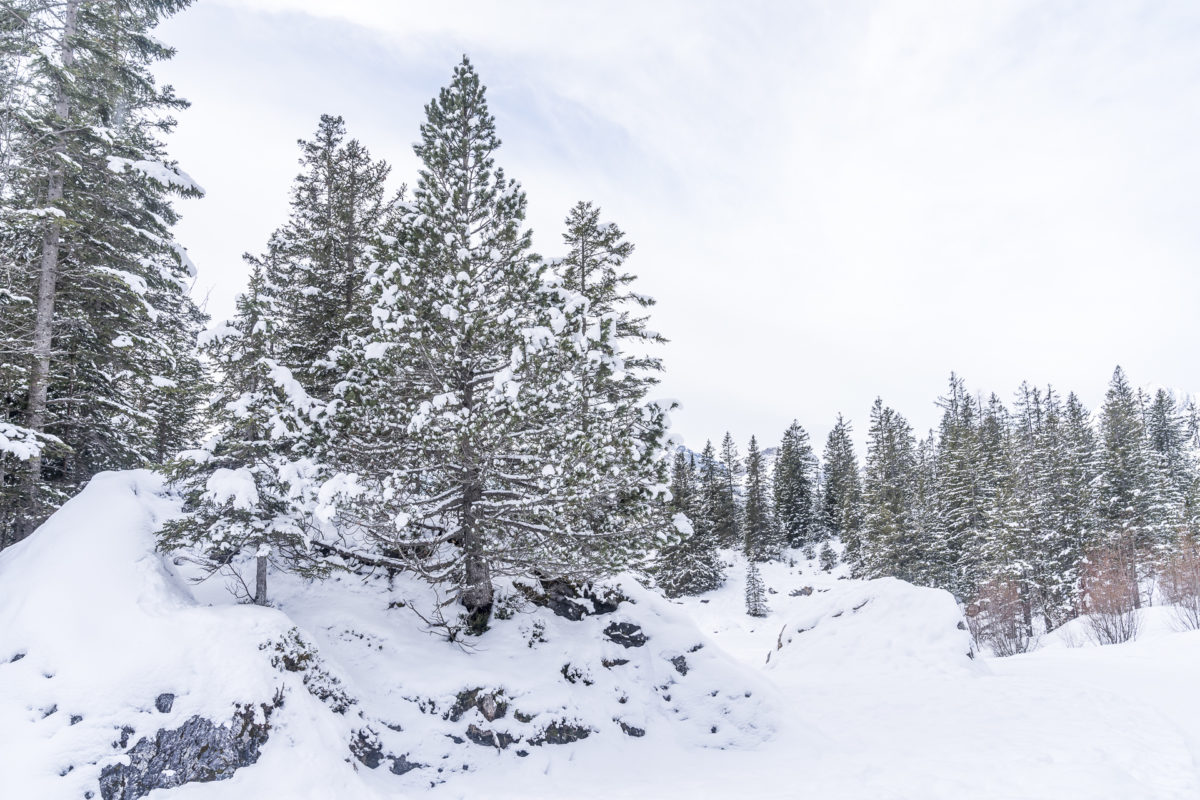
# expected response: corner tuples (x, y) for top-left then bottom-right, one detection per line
(250, 566), (781, 786)
(767, 576), (978, 677)
(0, 471), (368, 799)
(0, 471), (780, 798)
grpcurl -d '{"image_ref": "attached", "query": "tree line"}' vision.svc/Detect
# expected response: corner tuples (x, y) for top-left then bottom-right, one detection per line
(5, 3), (1197, 644)
(659, 369), (1200, 635)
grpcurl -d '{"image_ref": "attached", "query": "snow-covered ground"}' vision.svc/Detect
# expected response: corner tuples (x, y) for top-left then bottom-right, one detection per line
(4, 471), (1200, 799)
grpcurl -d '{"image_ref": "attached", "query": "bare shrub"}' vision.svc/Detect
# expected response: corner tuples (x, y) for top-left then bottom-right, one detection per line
(965, 579), (1034, 657)
(1081, 546), (1140, 645)
(1158, 535), (1200, 631)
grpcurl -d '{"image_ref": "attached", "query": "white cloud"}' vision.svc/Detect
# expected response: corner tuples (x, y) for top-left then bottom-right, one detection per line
(159, 0), (1200, 452)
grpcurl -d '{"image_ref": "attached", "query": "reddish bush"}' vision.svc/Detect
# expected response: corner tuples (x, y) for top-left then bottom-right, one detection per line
(965, 579), (1033, 657)
(1158, 535), (1200, 631)
(1080, 545), (1140, 645)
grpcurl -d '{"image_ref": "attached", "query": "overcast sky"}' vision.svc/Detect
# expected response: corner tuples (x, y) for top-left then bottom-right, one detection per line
(157, 0), (1200, 453)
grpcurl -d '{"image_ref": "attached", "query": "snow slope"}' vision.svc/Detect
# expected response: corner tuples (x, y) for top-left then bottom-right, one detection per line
(5, 471), (1200, 799)
(0, 471), (369, 800)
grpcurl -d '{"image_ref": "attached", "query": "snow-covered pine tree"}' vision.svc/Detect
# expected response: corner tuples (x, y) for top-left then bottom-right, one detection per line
(931, 374), (988, 597)
(656, 450), (723, 596)
(993, 384), (1047, 634)
(697, 438), (737, 548)
(820, 414), (863, 549)
(744, 560), (768, 617)
(859, 398), (920, 581)
(1051, 391), (1101, 616)
(1097, 366), (1153, 606)
(1144, 388), (1193, 549)
(265, 114), (397, 402)
(543, 200), (675, 572)
(160, 260), (324, 605)
(717, 431), (744, 548)
(0, 0), (206, 546)
(324, 58), (672, 631)
(774, 420), (819, 548)
(742, 435), (779, 561)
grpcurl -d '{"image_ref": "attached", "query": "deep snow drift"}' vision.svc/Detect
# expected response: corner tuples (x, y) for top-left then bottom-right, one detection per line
(4, 471), (1200, 799)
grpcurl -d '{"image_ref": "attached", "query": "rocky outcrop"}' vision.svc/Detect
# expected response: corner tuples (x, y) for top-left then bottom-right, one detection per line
(98, 696), (280, 800)
(604, 621), (647, 648)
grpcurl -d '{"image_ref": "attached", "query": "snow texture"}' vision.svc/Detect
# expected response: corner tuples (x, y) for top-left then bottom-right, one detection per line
(5, 474), (1200, 799)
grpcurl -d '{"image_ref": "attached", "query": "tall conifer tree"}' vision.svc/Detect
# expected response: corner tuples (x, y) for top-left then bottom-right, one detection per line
(774, 420), (818, 548)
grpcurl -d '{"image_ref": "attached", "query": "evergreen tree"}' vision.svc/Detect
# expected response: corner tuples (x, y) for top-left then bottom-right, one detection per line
(774, 420), (818, 548)
(656, 450), (724, 596)
(0, 0), (206, 546)
(931, 374), (988, 597)
(160, 261), (324, 605)
(715, 431), (743, 548)
(820, 414), (862, 546)
(323, 58), (671, 630)
(742, 435), (778, 561)
(859, 398), (920, 581)
(1097, 366), (1153, 605)
(1144, 388), (1192, 546)
(544, 200), (675, 568)
(266, 114), (397, 401)
(744, 560), (768, 617)
(698, 439), (737, 548)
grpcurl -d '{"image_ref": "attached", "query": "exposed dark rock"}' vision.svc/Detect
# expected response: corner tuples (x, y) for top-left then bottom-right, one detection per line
(70, 714), (83, 725)
(9, 652), (24, 662)
(670, 655), (689, 676)
(352, 728), (424, 775)
(529, 720), (592, 746)
(560, 664), (593, 686)
(447, 688), (508, 723)
(350, 729), (385, 769)
(465, 723), (517, 749)
(112, 726), (135, 750)
(688, 643), (704, 653)
(604, 622), (647, 648)
(616, 720), (645, 737)
(789, 586), (814, 597)
(41, 704), (57, 718)
(957, 620), (967, 631)
(543, 580), (588, 621)
(154, 694), (174, 714)
(518, 579), (629, 620)
(601, 658), (629, 669)
(586, 585), (629, 615)
(389, 754), (422, 775)
(513, 710), (535, 723)
(98, 699), (278, 800)
(478, 692), (506, 722)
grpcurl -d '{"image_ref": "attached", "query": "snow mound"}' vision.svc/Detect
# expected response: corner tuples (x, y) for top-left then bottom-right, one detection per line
(0, 471), (372, 799)
(254, 566), (781, 784)
(766, 577), (978, 677)
(0, 470), (779, 798)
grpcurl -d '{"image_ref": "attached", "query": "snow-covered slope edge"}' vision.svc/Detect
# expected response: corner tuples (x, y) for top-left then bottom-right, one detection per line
(0, 471), (367, 799)
(0, 470), (781, 799)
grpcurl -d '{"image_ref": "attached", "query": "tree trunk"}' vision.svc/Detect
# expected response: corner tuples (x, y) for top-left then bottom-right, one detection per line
(17, 0), (79, 540)
(254, 555), (268, 606)
(459, 475), (493, 632)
